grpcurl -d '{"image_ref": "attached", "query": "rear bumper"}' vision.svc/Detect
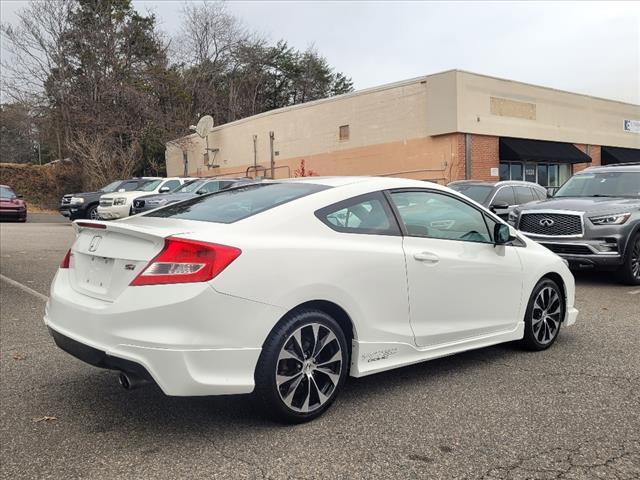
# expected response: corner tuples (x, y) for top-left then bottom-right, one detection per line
(45, 271), (285, 396)
(565, 306), (578, 327)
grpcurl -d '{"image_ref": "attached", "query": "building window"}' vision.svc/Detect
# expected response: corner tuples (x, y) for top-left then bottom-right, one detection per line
(339, 125), (350, 141)
(499, 161), (571, 188)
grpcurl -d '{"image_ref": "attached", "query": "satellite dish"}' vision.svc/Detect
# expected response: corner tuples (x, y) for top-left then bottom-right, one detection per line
(195, 115), (214, 138)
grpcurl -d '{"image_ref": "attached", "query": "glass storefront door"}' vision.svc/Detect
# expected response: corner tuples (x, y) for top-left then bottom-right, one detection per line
(499, 162), (572, 188)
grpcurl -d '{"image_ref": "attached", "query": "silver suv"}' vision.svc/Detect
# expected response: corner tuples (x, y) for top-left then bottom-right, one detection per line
(509, 163), (640, 285)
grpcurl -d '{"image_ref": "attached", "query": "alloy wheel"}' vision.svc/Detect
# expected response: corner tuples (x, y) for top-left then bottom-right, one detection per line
(531, 286), (562, 345)
(89, 207), (100, 220)
(275, 323), (342, 413)
(631, 239), (640, 280)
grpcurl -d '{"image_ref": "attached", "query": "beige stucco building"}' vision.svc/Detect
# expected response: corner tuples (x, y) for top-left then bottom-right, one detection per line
(165, 70), (640, 188)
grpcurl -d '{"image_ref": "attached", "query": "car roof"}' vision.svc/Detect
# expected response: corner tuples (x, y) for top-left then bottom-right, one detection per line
(274, 176), (447, 190)
(581, 163), (640, 173)
(448, 179), (545, 189)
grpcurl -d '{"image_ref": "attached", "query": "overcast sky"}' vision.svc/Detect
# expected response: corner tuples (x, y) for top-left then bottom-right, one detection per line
(2, 1), (639, 104)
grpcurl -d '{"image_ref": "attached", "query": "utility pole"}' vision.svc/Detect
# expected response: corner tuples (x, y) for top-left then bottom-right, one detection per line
(269, 131), (275, 179)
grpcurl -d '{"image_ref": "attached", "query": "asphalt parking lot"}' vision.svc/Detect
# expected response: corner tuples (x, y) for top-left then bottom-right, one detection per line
(1, 218), (639, 480)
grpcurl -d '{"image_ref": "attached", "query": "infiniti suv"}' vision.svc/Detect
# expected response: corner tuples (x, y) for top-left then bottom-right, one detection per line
(509, 164), (640, 285)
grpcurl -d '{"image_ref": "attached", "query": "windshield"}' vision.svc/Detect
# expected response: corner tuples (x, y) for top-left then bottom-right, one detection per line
(0, 186), (16, 198)
(555, 172), (640, 198)
(138, 180), (163, 192)
(448, 184), (493, 204)
(173, 179), (204, 193)
(146, 183), (328, 223)
(99, 180), (122, 193)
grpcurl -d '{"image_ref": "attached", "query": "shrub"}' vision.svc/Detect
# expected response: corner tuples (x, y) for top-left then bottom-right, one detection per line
(0, 162), (83, 209)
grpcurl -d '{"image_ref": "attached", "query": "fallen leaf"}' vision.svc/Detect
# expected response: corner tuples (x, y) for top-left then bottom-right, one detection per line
(11, 352), (27, 361)
(32, 416), (57, 423)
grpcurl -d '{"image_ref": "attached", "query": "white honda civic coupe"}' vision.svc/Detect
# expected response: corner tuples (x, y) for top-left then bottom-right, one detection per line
(46, 177), (578, 423)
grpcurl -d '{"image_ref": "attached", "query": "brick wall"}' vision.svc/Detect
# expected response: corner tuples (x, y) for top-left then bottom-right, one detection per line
(573, 144), (601, 173)
(470, 134), (500, 181)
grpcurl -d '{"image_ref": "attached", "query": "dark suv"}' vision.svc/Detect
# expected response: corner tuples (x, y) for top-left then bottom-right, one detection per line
(60, 178), (156, 220)
(448, 180), (547, 220)
(509, 164), (640, 285)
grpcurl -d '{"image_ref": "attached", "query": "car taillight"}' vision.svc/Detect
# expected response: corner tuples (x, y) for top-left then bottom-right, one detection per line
(60, 249), (72, 269)
(130, 238), (241, 286)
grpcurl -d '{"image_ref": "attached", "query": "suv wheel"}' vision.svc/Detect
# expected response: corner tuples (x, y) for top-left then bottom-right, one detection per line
(619, 233), (640, 286)
(86, 205), (99, 220)
(520, 278), (565, 351)
(254, 309), (348, 424)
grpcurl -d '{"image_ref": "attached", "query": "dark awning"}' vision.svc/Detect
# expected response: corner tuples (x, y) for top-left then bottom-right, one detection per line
(499, 137), (591, 164)
(601, 146), (640, 165)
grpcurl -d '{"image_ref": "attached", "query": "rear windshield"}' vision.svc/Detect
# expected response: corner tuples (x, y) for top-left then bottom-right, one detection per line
(145, 183), (328, 223)
(448, 184), (493, 204)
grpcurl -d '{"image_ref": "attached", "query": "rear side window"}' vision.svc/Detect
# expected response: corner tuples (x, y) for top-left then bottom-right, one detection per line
(146, 183), (328, 223)
(315, 192), (400, 235)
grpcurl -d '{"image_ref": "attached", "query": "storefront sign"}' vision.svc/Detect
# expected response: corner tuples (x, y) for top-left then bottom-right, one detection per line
(624, 119), (640, 134)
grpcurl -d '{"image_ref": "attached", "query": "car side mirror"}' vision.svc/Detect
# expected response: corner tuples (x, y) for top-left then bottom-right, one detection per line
(546, 188), (555, 197)
(159, 186), (171, 193)
(118, 188), (126, 193)
(16, 194), (23, 198)
(196, 189), (206, 195)
(494, 223), (511, 245)
(490, 201), (509, 212)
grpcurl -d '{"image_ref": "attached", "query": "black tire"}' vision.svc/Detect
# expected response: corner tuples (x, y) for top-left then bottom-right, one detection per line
(254, 309), (349, 424)
(520, 278), (565, 351)
(618, 232), (640, 286)
(85, 204), (99, 220)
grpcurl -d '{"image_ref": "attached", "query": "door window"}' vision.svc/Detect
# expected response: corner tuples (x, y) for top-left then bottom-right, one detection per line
(514, 186), (535, 204)
(491, 187), (516, 206)
(162, 180), (181, 191)
(317, 192), (399, 235)
(390, 191), (492, 243)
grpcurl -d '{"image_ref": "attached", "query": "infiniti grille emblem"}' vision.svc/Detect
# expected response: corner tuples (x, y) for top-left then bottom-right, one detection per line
(539, 218), (555, 227)
(88, 235), (102, 252)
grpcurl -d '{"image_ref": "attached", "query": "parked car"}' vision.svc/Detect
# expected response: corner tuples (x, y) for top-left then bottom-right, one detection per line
(97, 177), (194, 220)
(60, 178), (159, 221)
(0, 185), (27, 222)
(509, 163), (640, 285)
(46, 177), (578, 423)
(448, 180), (547, 220)
(131, 177), (254, 215)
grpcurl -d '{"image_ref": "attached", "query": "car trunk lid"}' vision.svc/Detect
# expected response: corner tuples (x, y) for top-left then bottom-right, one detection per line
(68, 221), (193, 301)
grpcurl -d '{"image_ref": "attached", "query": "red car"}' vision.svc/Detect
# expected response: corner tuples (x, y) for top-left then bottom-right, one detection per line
(0, 185), (27, 222)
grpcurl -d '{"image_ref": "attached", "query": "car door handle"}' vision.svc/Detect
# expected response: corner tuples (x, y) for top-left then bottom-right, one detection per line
(413, 252), (440, 264)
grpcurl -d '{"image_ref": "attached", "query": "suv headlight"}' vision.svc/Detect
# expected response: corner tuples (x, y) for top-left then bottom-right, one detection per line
(508, 210), (519, 224)
(589, 213), (631, 225)
(70, 197), (84, 205)
(113, 197), (127, 206)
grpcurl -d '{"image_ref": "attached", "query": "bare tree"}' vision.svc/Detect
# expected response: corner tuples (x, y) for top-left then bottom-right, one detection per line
(69, 132), (139, 191)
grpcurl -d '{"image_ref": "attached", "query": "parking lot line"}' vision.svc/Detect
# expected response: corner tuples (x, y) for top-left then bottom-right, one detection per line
(0, 273), (49, 303)
(629, 289), (640, 295)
